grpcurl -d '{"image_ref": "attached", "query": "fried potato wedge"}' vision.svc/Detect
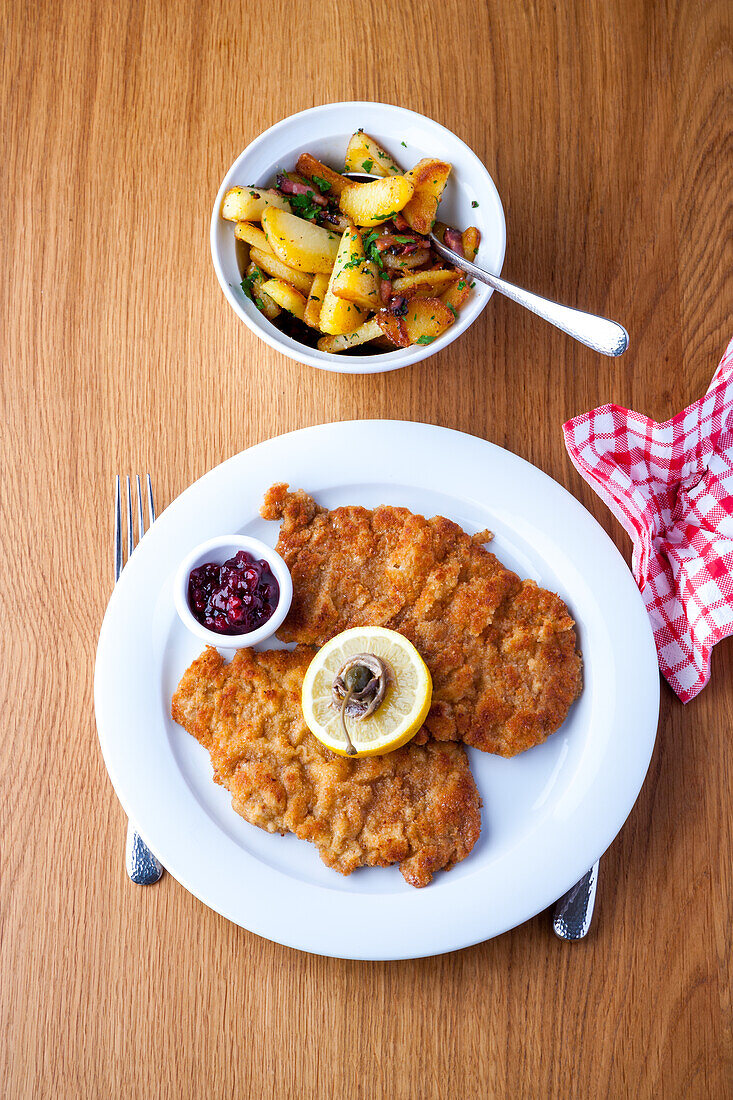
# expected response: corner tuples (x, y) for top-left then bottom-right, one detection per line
(303, 273), (329, 329)
(462, 226), (481, 261)
(339, 176), (415, 228)
(234, 221), (272, 253)
(377, 297), (455, 347)
(242, 261), (281, 321)
(440, 275), (472, 314)
(344, 131), (402, 177)
(374, 311), (410, 348)
(331, 225), (381, 310)
(296, 154), (350, 197)
(401, 159), (452, 235)
(391, 269), (459, 297)
(261, 278), (307, 321)
(249, 247), (314, 295)
(317, 317), (383, 353)
(221, 186), (291, 222)
(319, 243), (367, 335)
(261, 207), (340, 274)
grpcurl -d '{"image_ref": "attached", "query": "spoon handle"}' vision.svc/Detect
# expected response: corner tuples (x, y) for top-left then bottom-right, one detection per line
(431, 243), (629, 357)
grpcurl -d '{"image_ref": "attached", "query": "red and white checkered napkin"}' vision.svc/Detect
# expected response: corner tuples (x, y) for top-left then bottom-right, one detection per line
(563, 336), (733, 703)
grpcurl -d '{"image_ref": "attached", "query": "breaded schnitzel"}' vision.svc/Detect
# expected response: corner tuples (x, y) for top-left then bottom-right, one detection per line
(261, 484), (582, 757)
(171, 646), (481, 887)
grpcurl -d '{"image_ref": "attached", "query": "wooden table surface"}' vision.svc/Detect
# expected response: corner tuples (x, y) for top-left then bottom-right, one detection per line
(3, 1), (732, 1096)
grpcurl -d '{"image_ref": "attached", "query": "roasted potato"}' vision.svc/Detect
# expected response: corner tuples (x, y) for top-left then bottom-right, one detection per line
(344, 131), (402, 177)
(261, 207), (340, 274)
(331, 225), (381, 310)
(260, 278), (307, 321)
(319, 248), (366, 335)
(296, 154), (350, 197)
(440, 275), (472, 314)
(222, 137), (476, 354)
(462, 226), (480, 261)
(249, 247), (314, 295)
(317, 317), (383, 353)
(234, 221), (272, 252)
(377, 297), (455, 347)
(401, 159), (451, 235)
(221, 186), (291, 222)
(303, 273), (330, 329)
(391, 269), (459, 297)
(339, 175), (415, 228)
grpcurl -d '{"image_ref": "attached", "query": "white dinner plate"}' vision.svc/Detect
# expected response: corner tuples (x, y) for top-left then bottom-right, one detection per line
(95, 421), (659, 959)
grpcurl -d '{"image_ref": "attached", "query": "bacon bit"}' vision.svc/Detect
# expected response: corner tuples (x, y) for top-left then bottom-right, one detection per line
(276, 174), (329, 206)
(392, 212), (410, 231)
(379, 277), (393, 305)
(443, 228), (465, 257)
(389, 295), (408, 316)
(373, 231), (431, 253)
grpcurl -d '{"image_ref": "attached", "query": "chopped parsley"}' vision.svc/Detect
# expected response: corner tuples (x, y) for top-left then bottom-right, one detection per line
(401, 141), (407, 147)
(393, 235), (417, 244)
(240, 267), (261, 298)
(416, 335), (435, 344)
(447, 304), (458, 319)
(361, 158), (374, 173)
(287, 191), (321, 220)
(471, 200), (479, 208)
(457, 280), (467, 290)
(362, 230), (384, 270)
(312, 175), (331, 193)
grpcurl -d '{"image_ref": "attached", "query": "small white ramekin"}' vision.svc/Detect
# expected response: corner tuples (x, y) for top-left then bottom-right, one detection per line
(173, 535), (293, 649)
(210, 101), (506, 374)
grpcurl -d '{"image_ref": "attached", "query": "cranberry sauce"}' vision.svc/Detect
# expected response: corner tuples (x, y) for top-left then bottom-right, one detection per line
(187, 550), (280, 635)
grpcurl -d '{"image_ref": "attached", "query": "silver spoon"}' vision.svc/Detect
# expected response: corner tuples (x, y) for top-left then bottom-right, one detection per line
(342, 172), (628, 357)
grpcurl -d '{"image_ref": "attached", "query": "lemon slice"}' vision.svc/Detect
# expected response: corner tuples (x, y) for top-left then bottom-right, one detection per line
(301, 627), (432, 757)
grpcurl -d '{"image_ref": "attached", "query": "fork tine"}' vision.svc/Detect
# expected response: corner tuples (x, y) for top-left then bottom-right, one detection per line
(147, 474), (156, 524)
(136, 474), (145, 538)
(114, 476), (123, 580)
(126, 475), (134, 556)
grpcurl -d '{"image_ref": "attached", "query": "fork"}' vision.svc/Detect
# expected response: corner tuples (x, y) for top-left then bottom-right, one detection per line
(114, 474), (164, 885)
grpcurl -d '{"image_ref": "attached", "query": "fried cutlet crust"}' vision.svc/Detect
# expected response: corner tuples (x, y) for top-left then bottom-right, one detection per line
(171, 646), (481, 887)
(261, 484), (583, 757)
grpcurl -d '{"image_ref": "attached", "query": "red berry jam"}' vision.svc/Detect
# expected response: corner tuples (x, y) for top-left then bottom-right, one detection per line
(187, 550), (280, 636)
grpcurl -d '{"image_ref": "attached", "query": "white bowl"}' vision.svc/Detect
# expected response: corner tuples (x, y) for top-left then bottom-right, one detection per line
(173, 535), (293, 649)
(210, 101), (506, 374)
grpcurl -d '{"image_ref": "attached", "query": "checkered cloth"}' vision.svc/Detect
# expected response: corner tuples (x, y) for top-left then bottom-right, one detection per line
(563, 336), (733, 703)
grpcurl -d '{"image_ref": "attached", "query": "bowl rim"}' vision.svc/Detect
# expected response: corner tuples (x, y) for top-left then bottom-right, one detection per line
(210, 100), (506, 374)
(173, 534), (293, 649)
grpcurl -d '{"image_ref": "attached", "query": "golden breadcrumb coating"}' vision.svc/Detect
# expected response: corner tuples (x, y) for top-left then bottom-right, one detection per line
(261, 484), (582, 757)
(171, 645), (481, 887)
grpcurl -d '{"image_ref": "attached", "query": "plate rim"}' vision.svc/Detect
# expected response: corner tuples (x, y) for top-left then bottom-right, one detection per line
(94, 420), (660, 959)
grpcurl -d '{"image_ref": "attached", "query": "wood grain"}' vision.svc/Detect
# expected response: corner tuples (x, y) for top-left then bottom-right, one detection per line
(2, 0), (732, 1096)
